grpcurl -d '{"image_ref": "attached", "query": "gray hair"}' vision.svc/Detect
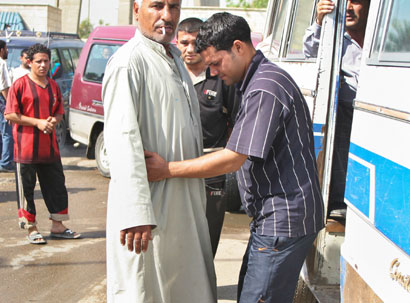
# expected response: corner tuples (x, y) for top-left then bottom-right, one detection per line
(134, 0), (142, 6)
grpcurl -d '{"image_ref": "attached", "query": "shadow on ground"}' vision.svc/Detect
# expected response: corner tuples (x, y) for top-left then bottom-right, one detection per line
(218, 284), (238, 301)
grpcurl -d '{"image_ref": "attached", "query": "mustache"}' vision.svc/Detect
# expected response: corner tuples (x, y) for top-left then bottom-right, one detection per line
(156, 21), (174, 29)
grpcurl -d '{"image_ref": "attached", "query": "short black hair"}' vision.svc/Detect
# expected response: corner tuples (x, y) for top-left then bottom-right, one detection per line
(195, 12), (252, 53)
(27, 44), (51, 61)
(177, 17), (203, 34)
(20, 48), (29, 57)
(0, 40), (6, 51)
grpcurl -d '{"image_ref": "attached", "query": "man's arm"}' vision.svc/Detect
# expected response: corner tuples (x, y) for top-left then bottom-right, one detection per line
(1, 87), (8, 101)
(5, 112), (59, 134)
(102, 56), (156, 255)
(303, 0), (335, 58)
(145, 148), (247, 182)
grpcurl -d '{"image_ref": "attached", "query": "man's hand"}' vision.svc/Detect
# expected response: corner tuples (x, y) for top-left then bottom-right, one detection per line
(316, 0), (335, 26)
(120, 225), (153, 254)
(37, 116), (60, 134)
(37, 118), (55, 134)
(144, 150), (170, 182)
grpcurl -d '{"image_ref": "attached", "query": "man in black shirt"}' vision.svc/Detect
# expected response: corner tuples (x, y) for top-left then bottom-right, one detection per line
(176, 17), (238, 257)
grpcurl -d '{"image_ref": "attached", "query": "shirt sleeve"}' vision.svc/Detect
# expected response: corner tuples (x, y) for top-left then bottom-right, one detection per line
(102, 55), (157, 231)
(4, 81), (21, 115)
(226, 90), (285, 160)
(0, 60), (11, 91)
(302, 23), (322, 59)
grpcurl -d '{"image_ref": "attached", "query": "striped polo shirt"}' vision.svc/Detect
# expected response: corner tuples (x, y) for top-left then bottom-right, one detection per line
(6, 74), (64, 164)
(226, 50), (324, 237)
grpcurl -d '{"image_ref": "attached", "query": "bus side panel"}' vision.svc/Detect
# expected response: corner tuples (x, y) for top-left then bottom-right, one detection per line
(341, 208), (410, 302)
(345, 111), (410, 255)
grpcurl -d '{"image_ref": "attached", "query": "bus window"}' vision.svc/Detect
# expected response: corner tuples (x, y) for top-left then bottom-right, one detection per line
(370, 0), (410, 64)
(268, 0), (291, 59)
(286, 0), (316, 59)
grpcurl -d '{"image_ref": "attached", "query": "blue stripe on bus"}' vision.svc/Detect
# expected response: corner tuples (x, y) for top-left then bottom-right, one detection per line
(346, 143), (410, 255)
(313, 123), (324, 158)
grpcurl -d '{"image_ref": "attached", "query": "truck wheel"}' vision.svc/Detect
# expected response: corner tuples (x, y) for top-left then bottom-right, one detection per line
(55, 118), (67, 149)
(224, 172), (241, 212)
(293, 277), (317, 303)
(95, 131), (111, 178)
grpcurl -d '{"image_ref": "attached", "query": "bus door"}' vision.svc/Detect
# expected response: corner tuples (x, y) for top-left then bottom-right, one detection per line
(341, 0), (410, 301)
(262, 1), (347, 301)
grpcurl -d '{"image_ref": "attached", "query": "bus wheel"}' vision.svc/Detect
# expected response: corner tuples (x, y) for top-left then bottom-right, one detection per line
(293, 277), (317, 303)
(95, 131), (111, 178)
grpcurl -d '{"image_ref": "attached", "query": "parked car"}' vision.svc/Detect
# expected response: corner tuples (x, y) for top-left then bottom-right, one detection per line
(0, 30), (84, 148)
(69, 26), (136, 177)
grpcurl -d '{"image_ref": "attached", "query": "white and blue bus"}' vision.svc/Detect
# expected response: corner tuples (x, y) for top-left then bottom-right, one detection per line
(261, 0), (410, 302)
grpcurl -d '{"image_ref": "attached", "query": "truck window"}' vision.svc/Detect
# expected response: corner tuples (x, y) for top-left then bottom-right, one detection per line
(6, 47), (24, 70)
(70, 48), (81, 69)
(370, 0), (410, 64)
(84, 44), (120, 83)
(60, 49), (75, 78)
(50, 48), (63, 79)
(286, 0), (316, 59)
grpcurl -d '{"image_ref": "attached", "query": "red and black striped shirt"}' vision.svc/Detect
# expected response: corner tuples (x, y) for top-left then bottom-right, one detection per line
(5, 74), (64, 163)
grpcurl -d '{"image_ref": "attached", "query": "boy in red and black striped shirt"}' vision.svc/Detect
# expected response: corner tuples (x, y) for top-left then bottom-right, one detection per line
(5, 44), (80, 244)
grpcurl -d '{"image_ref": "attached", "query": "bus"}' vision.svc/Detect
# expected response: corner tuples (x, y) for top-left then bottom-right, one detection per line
(260, 0), (410, 302)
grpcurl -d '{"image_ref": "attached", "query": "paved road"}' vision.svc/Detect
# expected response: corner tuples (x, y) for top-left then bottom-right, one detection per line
(0, 142), (250, 303)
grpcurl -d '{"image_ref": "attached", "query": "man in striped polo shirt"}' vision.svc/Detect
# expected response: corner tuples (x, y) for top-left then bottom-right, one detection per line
(145, 12), (324, 303)
(5, 44), (80, 244)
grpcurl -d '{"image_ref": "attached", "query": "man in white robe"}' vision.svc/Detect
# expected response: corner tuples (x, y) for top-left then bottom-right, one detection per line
(102, 0), (217, 302)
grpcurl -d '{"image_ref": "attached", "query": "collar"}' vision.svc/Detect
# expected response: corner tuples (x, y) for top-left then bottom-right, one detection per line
(237, 50), (265, 93)
(134, 29), (181, 61)
(344, 32), (362, 50)
(188, 68), (206, 85)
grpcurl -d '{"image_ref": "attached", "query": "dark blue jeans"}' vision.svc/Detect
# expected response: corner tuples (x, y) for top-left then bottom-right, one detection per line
(0, 110), (14, 169)
(237, 231), (317, 303)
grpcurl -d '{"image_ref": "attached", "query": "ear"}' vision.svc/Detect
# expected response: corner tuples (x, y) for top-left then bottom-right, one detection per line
(133, 2), (139, 22)
(232, 40), (246, 55)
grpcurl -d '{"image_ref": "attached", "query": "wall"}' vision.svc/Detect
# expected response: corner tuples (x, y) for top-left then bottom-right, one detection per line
(0, 4), (61, 32)
(59, 0), (82, 33)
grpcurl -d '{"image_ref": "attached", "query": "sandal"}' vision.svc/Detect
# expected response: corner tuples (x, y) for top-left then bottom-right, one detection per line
(49, 229), (81, 239)
(27, 231), (47, 245)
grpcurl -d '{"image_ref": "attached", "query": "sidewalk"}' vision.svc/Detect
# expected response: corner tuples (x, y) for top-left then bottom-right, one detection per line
(214, 215), (250, 303)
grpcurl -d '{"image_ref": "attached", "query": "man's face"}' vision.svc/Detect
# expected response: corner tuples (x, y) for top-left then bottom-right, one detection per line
(102, 48), (113, 59)
(345, 0), (370, 32)
(176, 31), (202, 65)
(29, 52), (50, 78)
(20, 52), (30, 69)
(134, 0), (181, 44)
(201, 46), (245, 86)
(0, 45), (8, 60)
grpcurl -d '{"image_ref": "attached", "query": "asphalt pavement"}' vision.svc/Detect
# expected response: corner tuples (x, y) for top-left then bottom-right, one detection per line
(0, 141), (251, 303)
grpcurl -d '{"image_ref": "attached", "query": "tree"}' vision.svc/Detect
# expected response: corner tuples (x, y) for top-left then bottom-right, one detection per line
(79, 19), (93, 39)
(98, 19), (110, 26)
(226, 0), (268, 8)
